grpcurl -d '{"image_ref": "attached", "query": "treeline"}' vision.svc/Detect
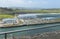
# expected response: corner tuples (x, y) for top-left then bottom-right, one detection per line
(0, 7), (60, 15)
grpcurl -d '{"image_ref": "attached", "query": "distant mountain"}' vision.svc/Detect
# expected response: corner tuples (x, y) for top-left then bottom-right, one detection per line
(6, 7), (42, 10)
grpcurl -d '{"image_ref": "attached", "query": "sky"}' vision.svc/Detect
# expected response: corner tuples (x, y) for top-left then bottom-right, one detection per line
(0, 0), (60, 8)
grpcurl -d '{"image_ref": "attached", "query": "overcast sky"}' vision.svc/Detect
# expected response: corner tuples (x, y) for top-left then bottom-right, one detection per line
(0, 0), (60, 8)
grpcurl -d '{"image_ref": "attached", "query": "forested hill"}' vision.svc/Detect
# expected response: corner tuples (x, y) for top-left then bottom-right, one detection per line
(0, 7), (60, 14)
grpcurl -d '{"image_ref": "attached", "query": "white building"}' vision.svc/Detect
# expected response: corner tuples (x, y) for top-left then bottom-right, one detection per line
(17, 14), (38, 20)
(2, 18), (18, 24)
(42, 17), (56, 20)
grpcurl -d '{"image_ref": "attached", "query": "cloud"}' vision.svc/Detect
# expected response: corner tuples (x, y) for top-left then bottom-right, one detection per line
(0, 0), (25, 7)
(0, 0), (48, 8)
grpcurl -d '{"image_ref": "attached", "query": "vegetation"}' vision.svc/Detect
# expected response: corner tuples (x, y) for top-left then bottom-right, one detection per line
(0, 7), (60, 18)
(0, 14), (14, 19)
(0, 7), (60, 14)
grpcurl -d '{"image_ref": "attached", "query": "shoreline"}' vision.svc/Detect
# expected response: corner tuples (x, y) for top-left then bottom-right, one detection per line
(1, 22), (60, 28)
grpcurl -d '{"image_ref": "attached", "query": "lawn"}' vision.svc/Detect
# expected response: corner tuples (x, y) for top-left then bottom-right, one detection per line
(0, 14), (14, 19)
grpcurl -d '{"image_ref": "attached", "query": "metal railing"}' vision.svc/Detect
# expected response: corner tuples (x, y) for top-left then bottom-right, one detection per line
(0, 22), (60, 39)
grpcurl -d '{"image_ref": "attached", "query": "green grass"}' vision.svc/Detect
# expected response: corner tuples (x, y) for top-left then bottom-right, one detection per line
(0, 14), (14, 19)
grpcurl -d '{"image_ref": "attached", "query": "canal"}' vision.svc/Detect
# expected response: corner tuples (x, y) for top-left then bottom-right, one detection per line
(0, 23), (60, 39)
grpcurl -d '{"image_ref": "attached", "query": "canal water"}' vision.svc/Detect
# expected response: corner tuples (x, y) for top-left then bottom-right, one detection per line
(0, 23), (60, 39)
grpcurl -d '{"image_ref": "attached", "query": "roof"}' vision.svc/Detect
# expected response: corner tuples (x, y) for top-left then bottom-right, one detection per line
(2, 18), (17, 21)
(18, 14), (38, 17)
(42, 17), (56, 20)
(17, 14), (39, 19)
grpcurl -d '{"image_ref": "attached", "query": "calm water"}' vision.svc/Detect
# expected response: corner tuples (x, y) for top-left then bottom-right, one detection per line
(1, 23), (60, 39)
(7, 23), (60, 36)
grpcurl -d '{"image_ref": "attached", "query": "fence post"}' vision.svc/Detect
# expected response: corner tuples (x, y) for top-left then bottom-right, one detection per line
(5, 33), (7, 39)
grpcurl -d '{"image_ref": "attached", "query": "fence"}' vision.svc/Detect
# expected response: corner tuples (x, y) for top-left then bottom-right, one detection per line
(0, 22), (60, 39)
(0, 30), (33, 39)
